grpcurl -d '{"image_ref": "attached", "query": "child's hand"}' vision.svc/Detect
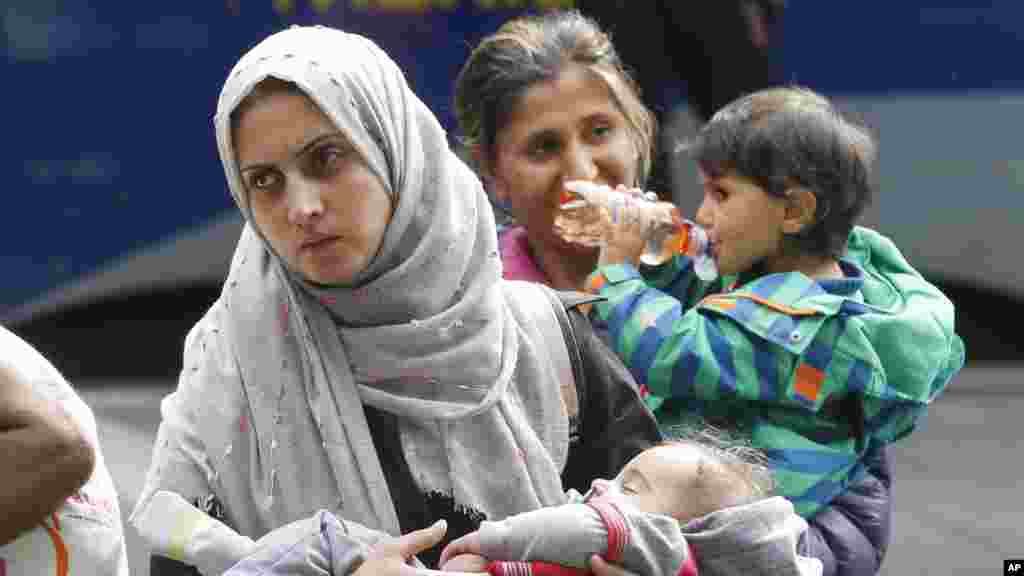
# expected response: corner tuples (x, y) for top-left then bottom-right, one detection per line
(598, 186), (649, 268)
(439, 530), (483, 568)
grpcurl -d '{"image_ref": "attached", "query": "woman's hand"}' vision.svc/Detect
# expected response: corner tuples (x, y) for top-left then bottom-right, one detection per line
(353, 519), (472, 576)
(590, 555), (640, 576)
(438, 530), (483, 568)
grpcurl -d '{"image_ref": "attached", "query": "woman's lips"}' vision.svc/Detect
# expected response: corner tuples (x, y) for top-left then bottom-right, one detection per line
(300, 235), (340, 251)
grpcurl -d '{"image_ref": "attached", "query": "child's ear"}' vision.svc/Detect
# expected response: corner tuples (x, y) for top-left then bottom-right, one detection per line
(781, 187), (817, 235)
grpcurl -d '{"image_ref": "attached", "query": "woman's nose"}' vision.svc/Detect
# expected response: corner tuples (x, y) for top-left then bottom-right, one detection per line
(563, 143), (598, 182)
(287, 177), (325, 228)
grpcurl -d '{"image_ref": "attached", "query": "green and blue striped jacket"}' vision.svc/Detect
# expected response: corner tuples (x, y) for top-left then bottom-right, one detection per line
(587, 227), (965, 516)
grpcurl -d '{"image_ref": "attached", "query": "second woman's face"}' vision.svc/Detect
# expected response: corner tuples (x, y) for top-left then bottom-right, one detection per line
(490, 64), (639, 256)
(234, 90), (393, 286)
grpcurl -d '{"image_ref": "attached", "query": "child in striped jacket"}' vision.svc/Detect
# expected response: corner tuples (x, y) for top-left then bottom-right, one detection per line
(583, 86), (964, 518)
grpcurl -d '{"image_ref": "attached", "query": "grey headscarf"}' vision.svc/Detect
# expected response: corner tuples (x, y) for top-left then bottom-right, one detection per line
(141, 24), (571, 541)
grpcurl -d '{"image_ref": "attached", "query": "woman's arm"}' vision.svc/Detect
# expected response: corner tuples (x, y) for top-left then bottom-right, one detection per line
(143, 429), (227, 575)
(560, 306), (662, 493)
(218, 514), (461, 576)
(132, 309), (232, 574)
(0, 355), (95, 545)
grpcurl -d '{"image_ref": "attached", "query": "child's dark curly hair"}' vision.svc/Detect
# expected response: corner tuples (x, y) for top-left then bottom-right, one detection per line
(686, 86), (876, 260)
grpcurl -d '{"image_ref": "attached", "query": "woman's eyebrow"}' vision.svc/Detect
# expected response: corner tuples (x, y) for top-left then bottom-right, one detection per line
(239, 131), (345, 173)
(296, 131), (343, 153)
(525, 128), (558, 142)
(582, 110), (615, 123)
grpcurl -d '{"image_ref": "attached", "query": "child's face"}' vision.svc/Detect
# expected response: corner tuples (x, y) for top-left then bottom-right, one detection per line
(695, 169), (789, 277)
(588, 444), (705, 522)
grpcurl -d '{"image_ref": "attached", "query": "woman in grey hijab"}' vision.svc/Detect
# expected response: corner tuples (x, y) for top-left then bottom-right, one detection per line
(131, 25), (659, 576)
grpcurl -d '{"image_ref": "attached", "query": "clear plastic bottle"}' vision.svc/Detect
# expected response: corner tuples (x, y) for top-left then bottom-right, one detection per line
(555, 180), (718, 281)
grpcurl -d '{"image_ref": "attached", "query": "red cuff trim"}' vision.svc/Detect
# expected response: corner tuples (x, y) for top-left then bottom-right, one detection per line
(677, 542), (699, 576)
(487, 561), (588, 576)
(487, 560), (530, 576)
(587, 498), (629, 564)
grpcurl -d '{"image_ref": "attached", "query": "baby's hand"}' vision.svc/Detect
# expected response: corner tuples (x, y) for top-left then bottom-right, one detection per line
(440, 553), (489, 573)
(439, 530), (483, 568)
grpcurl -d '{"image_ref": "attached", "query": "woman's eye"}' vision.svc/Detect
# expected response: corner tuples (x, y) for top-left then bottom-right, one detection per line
(528, 138), (559, 159)
(250, 171), (280, 190)
(318, 145), (347, 169)
(592, 124), (612, 139)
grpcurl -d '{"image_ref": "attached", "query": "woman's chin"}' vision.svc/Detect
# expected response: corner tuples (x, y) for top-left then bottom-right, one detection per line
(296, 266), (356, 288)
(549, 235), (599, 258)
(295, 255), (363, 287)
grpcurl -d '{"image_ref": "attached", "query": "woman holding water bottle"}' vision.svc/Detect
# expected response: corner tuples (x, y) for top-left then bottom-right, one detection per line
(454, 10), (905, 576)
(453, 9), (656, 292)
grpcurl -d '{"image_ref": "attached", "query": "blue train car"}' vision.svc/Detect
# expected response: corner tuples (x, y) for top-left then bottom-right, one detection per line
(3, 1), (1021, 370)
(3, 0), (567, 325)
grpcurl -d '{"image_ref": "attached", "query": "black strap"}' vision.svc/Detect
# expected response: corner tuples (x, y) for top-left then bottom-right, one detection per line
(539, 288), (597, 396)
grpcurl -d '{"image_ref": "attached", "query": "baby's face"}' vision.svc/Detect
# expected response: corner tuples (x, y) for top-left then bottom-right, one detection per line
(587, 444), (703, 521)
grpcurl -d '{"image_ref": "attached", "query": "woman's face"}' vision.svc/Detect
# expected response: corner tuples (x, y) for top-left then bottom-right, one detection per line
(234, 90), (393, 286)
(489, 63), (639, 258)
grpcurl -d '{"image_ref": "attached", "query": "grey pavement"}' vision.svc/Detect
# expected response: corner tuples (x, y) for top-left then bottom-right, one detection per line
(79, 366), (1024, 576)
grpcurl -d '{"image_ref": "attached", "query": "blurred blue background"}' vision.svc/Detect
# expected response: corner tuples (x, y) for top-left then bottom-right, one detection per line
(2, 2), (1021, 574)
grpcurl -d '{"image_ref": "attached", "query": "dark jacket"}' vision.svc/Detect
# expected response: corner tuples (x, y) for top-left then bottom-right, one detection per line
(151, 297), (662, 575)
(801, 443), (893, 576)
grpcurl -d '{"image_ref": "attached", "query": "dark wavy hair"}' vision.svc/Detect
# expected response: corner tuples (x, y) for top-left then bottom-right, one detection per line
(687, 86), (876, 259)
(454, 10), (655, 186)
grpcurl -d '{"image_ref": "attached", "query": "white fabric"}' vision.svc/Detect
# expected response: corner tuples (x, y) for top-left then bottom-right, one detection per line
(132, 491), (256, 576)
(0, 327), (129, 576)
(132, 25), (573, 550)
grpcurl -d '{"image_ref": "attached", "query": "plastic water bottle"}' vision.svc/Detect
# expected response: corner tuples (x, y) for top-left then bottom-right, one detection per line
(555, 180), (718, 281)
